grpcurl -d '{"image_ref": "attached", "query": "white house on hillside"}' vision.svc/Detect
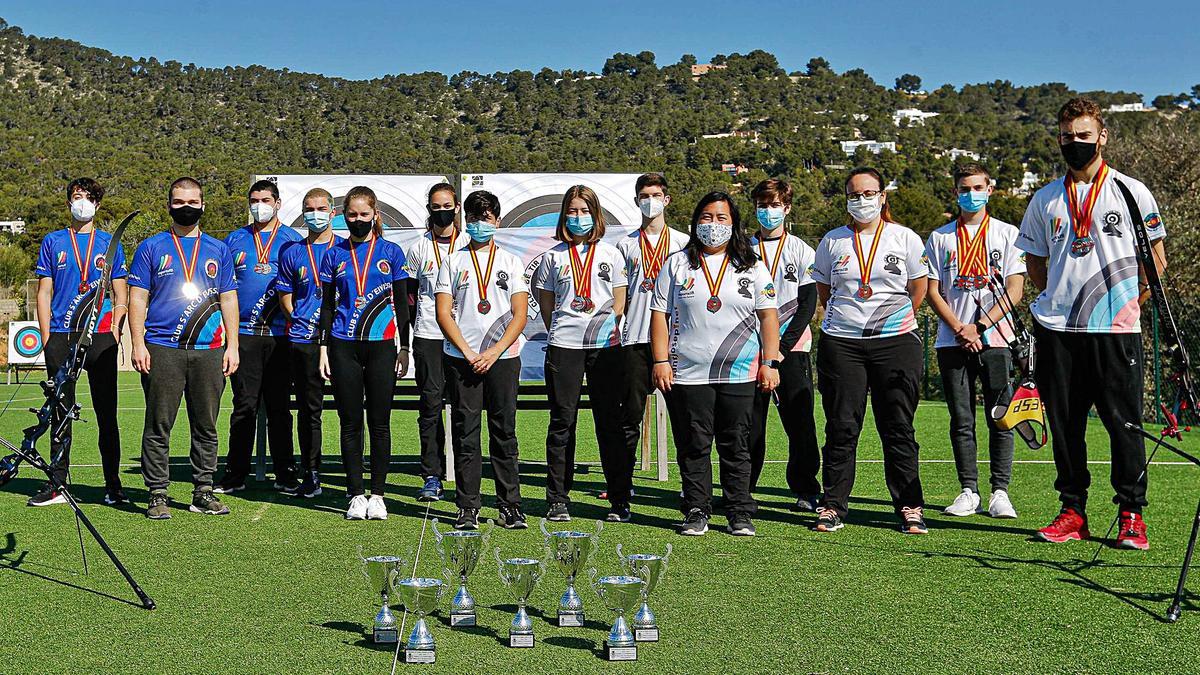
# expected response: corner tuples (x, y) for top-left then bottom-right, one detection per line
(840, 140), (897, 156)
(893, 108), (940, 126)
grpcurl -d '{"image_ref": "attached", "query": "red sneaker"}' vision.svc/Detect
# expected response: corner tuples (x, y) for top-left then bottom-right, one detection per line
(1116, 511), (1149, 550)
(1037, 507), (1089, 543)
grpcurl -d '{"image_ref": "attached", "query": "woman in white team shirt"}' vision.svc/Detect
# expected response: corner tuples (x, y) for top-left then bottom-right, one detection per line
(534, 185), (628, 524)
(810, 167), (930, 536)
(650, 191), (781, 537)
(435, 190), (529, 531)
(405, 182), (469, 503)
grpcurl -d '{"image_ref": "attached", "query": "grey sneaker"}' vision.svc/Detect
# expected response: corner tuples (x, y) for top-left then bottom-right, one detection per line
(146, 490), (171, 520)
(190, 488), (230, 515)
(988, 490), (1018, 519)
(546, 502), (571, 522)
(679, 508), (709, 536)
(943, 488), (981, 517)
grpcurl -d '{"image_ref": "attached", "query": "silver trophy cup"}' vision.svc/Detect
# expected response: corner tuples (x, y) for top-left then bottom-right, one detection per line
(361, 554), (406, 643)
(591, 572), (645, 661)
(495, 548), (546, 648)
(395, 577), (446, 664)
(617, 543), (672, 641)
(432, 518), (494, 627)
(541, 518), (603, 627)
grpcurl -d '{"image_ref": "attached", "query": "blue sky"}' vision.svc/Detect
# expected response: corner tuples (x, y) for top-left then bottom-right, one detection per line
(2, 0), (1197, 98)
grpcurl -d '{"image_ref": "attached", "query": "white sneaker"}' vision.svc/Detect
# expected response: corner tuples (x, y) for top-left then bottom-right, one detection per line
(345, 494), (369, 520)
(366, 494), (388, 520)
(943, 488), (980, 516)
(988, 490), (1018, 519)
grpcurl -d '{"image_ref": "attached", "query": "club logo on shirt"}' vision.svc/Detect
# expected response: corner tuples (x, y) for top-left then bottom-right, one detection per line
(297, 266), (307, 281)
(806, 263), (816, 277)
(454, 270), (470, 289)
(884, 254), (902, 275)
(1101, 210), (1123, 237)
(234, 251), (247, 269)
(761, 282), (777, 299)
(422, 260), (435, 276)
(598, 262), (611, 282)
(833, 255), (851, 273)
(336, 261), (347, 276)
(679, 276), (696, 298)
(56, 250), (68, 268)
(738, 277), (752, 299)
(1051, 217), (1066, 243)
(1145, 213), (1163, 230)
(157, 254), (173, 276)
(93, 254), (107, 271)
(784, 263), (798, 282)
(377, 260), (391, 275)
(990, 250), (1002, 265)
(496, 270), (509, 291)
(205, 259), (219, 279)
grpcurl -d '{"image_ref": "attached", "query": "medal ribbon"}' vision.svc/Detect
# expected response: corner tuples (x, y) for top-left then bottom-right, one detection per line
(852, 221), (886, 291)
(348, 235), (378, 300)
(305, 238), (334, 284)
(638, 229), (671, 282)
(699, 252), (731, 300)
(568, 243), (597, 300)
(468, 243), (497, 307)
(1064, 161), (1109, 240)
(68, 229), (97, 290)
(757, 233), (787, 279)
(431, 229), (457, 268)
(170, 231), (201, 289)
(955, 214), (990, 278)
(253, 224), (282, 266)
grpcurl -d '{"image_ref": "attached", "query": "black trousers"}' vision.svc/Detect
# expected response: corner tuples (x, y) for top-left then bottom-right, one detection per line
(544, 345), (626, 505)
(223, 334), (294, 483)
(665, 382), (757, 516)
(748, 351), (819, 495)
(412, 336), (448, 479)
(44, 332), (121, 487)
(329, 338), (397, 497)
(289, 342), (324, 474)
(937, 346), (1014, 492)
(1034, 324), (1147, 513)
(817, 333), (924, 517)
(619, 342), (654, 468)
(140, 345), (226, 491)
(444, 355), (521, 510)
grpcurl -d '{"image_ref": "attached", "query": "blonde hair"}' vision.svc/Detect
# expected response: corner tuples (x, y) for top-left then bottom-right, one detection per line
(555, 185), (606, 243)
(303, 187), (333, 208)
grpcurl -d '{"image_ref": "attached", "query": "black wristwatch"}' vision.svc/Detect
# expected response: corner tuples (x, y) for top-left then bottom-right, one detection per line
(973, 320), (987, 335)
(762, 359), (781, 369)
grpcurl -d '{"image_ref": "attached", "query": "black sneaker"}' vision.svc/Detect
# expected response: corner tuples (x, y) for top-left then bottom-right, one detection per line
(103, 486), (130, 506)
(546, 502), (571, 522)
(417, 476), (443, 502)
(814, 507), (844, 532)
(190, 488), (230, 515)
(212, 481), (246, 495)
(297, 471), (322, 499)
(146, 490), (171, 520)
(727, 511), (756, 536)
(606, 503), (632, 523)
(679, 508), (709, 536)
(792, 494), (821, 513)
(900, 506), (928, 535)
(455, 508), (479, 530)
(274, 472), (301, 495)
(497, 504), (528, 529)
(27, 484), (67, 507)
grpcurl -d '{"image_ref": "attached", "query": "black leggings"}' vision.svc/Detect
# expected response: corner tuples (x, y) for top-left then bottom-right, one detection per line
(45, 332), (121, 487)
(328, 338), (397, 497)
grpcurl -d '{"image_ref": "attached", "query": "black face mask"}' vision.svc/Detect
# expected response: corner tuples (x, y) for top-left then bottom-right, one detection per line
(346, 219), (373, 238)
(169, 205), (203, 227)
(1060, 141), (1098, 171)
(429, 209), (456, 229)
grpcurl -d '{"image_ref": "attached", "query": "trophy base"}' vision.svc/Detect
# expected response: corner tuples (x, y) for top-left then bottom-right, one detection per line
(509, 633), (535, 648)
(557, 612), (584, 627)
(372, 628), (399, 644)
(635, 628), (660, 642)
(604, 643), (637, 661)
(450, 612), (476, 627)
(404, 648), (436, 664)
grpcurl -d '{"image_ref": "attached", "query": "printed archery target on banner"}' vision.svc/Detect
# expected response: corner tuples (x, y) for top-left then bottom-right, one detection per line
(8, 321), (45, 366)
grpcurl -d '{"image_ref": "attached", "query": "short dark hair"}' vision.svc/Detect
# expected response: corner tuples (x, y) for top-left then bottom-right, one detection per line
(685, 191), (757, 273)
(953, 163), (991, 185)
(248, 179), (279, 201)
(635, 173), (668, 195)
(169, 176), (203, 200)
(464, 190), (501, 222)
(1058, 97), (1106, 130)
(750, 178), (793, 206)
(67, 178), (104, 204)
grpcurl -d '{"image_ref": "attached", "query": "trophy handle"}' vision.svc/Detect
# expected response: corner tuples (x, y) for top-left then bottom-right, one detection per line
(443, 567), (457, 586)
(358, 545), (369, 582)
(430, 517), (445, 543)
(539, 517), (551, 539)
(593, 519), (604, 538)
(480, 519), (496, 547)
(495, 548), (509, 584)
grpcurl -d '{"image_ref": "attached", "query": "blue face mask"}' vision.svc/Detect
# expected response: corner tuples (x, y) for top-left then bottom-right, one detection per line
(756, 206), (786, 230)
(957, 190), (989, 213)
(303, 210), (331, 232)
(565, 214), (594, 236)
(465, 220), (496, 243)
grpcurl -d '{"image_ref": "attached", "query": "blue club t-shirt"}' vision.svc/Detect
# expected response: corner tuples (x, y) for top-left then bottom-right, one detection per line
(35, 228), (128, 333)
(127, 231), (237, 349)
(317, 237), (409, 341)
(277, 236), (342, 344)
(224, 224), (304, 336)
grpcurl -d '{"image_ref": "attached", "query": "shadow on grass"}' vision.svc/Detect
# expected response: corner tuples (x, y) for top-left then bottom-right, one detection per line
(0, 532), (145, 609)
(316, 620), (398, 651)
(542, 634), (601, 657)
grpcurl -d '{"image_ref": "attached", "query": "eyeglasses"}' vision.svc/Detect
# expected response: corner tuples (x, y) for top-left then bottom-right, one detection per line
(846, 190), (881, 200)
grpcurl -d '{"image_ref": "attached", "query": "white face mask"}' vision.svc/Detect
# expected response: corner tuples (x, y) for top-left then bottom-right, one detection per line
(70, 198), (96, 223)
(639, 196), (665, 219)
(696, 221), (732, 248)
(250, 202), (276, 224)
(846, 195), (882, 224)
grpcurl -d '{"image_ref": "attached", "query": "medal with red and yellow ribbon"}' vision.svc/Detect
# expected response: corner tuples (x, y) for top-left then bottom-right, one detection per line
(638, 229), (671, 292)
(68, 228), (97, 294)
(700, 252), (731, 313)
(252, 224), (281, 275)
(757, 232), (787, 281)
(348, 235), (378, 309)
(954, 214), (990, 290)
(852, 221), (885, 300)
(568, 243), (597, 313)
(1064, 161), (1109, 258)
(469, 242), (497, 314)
(171, 231), (202, 300)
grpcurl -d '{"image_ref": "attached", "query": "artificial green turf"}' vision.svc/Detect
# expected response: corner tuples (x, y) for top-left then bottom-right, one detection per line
(1, 372), (1199, 673)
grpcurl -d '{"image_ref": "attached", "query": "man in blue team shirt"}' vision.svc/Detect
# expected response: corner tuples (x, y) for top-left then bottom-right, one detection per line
(128, 177), (240, 519)
(29, 177), (129, 507)
(277, 187), (341, 498)
(214, 179), (302, 495)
